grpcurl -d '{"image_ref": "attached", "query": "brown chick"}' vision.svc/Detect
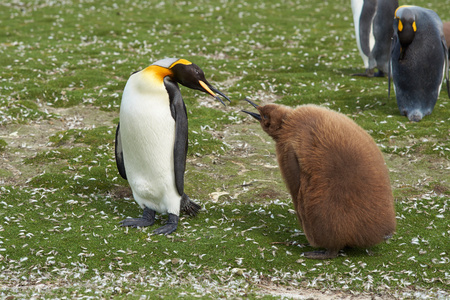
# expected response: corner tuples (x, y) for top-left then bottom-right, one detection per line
(242, 99), (396, 259)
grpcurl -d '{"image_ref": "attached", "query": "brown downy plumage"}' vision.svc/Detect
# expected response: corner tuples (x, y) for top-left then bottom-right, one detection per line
(242, 100), (396, 259)
(444, 22), (450, 50)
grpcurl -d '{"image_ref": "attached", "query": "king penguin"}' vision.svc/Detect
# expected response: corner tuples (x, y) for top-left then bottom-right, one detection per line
(351, 0), (398, 76)
(389, 6), (450, 122)
(115, 58), (230, 235)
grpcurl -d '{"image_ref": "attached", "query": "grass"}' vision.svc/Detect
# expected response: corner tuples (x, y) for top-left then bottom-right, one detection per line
(0, 0), (449, 298)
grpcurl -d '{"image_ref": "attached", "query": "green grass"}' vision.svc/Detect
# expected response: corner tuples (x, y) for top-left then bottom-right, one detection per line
(0, 0), (449, 298)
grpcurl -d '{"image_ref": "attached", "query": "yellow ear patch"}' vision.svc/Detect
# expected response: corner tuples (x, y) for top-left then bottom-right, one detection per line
(412, 21), (417, 32)
(398, 20), (403, 32)
(142, 65), (173, 84)
(170, 59), (192, 68)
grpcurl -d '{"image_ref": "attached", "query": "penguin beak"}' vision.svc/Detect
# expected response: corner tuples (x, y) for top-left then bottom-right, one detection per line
(241, 98), (261, 121)
(244, 98), (259, 108)
(241, 110), (262, 121)
(199, 80), (231, 106)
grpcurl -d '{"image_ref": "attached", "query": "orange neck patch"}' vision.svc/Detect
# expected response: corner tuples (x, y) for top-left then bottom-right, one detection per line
(142, 65), (174, 84)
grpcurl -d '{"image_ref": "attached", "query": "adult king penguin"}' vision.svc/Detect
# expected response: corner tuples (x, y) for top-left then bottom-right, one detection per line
(115, 58), (230, 235)
(389, 6), (450, 122)
(351, 0), (398, 76)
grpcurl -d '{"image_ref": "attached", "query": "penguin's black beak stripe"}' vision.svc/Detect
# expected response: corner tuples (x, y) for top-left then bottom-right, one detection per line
(199, 80), (231, 106)
(244, 98), (259, 108)
(241, 110), (262, 121)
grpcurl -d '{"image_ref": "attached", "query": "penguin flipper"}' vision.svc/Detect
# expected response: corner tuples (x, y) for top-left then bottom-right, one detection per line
(388, 34), (397, 100)
(164, 77), (188, 196)
(115, 122), (127, 180)
(359, 0), (377, 57)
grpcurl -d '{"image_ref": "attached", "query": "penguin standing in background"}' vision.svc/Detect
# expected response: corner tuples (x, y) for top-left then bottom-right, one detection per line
(351, 0), (398, 77)
(115, 58), (230, 235)
(389, 6), (450, 122)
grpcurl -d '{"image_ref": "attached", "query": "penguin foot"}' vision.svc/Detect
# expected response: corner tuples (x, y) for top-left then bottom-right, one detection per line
(303, 249), (339, 260)
(120, 207), (156, 227)
(373, 70), (385, 77)
(351, 68), (375, 77)
(180, 194), (201, 216)
(153, 213), (179, 235)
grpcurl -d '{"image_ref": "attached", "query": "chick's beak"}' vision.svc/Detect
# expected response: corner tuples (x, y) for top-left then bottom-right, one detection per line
(241, 98), (261, 120)
(241, 109), (262, 121)
(244, 98), (259, 108)
(199, 80), (231, 106)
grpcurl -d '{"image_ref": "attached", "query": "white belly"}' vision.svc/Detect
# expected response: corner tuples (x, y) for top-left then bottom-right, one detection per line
(119, 85), (181, 215)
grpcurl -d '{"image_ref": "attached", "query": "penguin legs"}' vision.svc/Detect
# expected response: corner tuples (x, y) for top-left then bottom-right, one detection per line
(351, 68), (385, 77)
(120, 206), (156, 228)
(303, 249), (339, 260)
(120, 207), (179, 235)
(153, 213), (179, 235)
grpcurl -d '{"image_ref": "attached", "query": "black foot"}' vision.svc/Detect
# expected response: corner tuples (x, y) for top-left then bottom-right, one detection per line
(153, 213), (179, 235)
(373, 70), (385, 77)
(303, 249), (339, 260)
(351, 68), (375, 77)
(120, 207), (155, 227)
(180, 194), (201, 216)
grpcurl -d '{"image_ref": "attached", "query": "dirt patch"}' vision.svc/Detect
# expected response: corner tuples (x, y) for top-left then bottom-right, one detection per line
(0, 105), (117, 185)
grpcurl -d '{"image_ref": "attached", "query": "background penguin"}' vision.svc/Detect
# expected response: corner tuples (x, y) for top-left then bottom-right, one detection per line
(351, 0), (398, 77)
(115, 58), (230, 235)
(242, 100), (396, 259)
(389, 6), (450, 122)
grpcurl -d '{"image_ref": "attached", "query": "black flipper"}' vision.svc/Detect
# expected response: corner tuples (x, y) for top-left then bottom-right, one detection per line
(164, 78), (202, 218)
(164, 77), (188, 197)
(359, 0), (377, 57)
(115, 122), (127, 180)
(388, 33), (398, 100)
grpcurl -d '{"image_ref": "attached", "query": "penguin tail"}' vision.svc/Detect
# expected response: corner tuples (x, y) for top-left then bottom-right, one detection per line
(180, 193), (201, 216)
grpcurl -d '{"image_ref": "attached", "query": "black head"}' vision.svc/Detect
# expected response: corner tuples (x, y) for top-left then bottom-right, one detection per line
(396, 7), (416, 47)
(170, 61), (230, 105)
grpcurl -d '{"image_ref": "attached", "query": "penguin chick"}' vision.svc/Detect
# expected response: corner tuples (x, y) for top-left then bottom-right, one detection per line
(242, 100), (396, 259)
(115, 58), (230, 235)
(388, 6), (450, 122)
(443, 22), (450, 51)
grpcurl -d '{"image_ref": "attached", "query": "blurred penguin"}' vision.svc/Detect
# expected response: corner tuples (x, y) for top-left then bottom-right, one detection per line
(351, 0), (398, 77)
